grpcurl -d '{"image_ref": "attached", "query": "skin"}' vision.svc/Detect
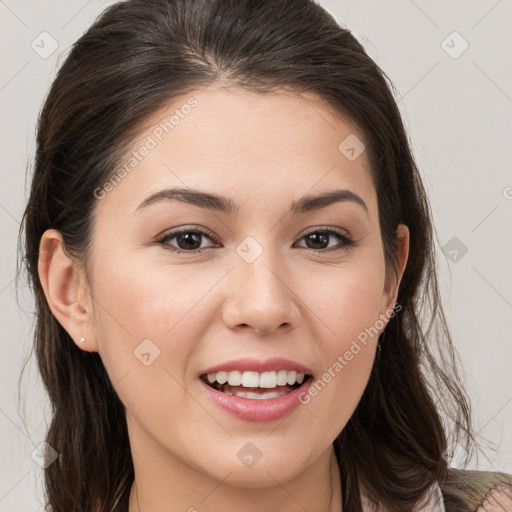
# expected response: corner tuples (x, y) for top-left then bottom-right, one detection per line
(38, 86), (409, 512)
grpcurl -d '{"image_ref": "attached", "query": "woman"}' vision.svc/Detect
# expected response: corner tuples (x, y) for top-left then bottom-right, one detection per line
(19, 0), (512, 510)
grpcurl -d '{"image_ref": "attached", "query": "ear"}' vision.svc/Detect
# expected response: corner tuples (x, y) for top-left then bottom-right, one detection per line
(379, 223), (409, 317)
(38, 229), (98, 352)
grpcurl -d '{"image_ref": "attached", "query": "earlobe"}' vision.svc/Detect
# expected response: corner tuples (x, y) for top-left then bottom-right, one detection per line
(380, 223), (410, 316)
(38, 229), (98, 352)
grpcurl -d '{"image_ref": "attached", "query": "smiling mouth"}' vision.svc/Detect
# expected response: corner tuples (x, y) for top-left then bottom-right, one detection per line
(200, 370), (312, 400)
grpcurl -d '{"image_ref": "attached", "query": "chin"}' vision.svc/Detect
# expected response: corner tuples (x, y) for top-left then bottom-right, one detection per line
(185, 441), (319, 489)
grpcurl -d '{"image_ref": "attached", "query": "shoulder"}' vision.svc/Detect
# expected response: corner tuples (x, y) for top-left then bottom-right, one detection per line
(441, 468), (512, 512)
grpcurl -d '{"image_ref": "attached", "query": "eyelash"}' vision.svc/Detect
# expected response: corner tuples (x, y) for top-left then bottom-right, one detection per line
(157, 225), (357, 255)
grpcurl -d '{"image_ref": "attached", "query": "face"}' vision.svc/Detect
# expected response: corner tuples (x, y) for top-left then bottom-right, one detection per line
(42, 86), (408, 493)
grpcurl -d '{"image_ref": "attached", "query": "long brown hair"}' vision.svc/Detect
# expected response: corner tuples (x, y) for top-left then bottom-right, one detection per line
(19, 0), (479, 510)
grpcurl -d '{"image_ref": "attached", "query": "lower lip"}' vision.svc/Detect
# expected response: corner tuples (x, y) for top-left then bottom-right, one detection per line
(198, 378), (312, 422)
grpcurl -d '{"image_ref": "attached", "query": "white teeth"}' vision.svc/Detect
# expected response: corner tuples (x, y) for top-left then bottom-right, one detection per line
(286, 371), (297, 385)
(224, 389), (289, 399)
(259, 371), (277, 388)
(227, 370), (242, 386)
(241, 371), (259, 388)
(276, 369), (288, 386)
(216, 371), (228, 385)
(205, 370), (306, 388)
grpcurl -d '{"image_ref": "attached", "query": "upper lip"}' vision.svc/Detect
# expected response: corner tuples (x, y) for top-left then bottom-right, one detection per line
(200, 357), (313, 377)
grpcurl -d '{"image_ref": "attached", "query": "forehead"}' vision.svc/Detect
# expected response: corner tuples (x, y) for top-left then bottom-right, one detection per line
(94, 86), (376, 218)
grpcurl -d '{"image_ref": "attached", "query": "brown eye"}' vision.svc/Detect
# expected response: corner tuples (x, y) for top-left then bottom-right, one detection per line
(295, 228), (355, 252)
(159, 228), (219, 253)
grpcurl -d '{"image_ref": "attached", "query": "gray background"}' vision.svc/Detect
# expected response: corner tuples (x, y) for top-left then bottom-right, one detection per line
(1, 1), (511, 510)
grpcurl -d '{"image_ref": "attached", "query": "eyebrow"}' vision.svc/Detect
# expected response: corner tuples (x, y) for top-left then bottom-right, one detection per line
(135, 187), (369, 216)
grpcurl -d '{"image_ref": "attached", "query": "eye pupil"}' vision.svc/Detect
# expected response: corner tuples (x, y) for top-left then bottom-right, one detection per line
(305, 232), (329, 249)
(177, 232), (202, 250)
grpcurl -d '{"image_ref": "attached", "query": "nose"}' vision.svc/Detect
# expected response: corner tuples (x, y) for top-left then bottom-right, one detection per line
(221, 246), (301, 336)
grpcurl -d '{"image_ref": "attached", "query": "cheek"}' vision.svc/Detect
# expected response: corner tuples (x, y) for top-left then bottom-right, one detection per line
(298, 256), (386, 351)
(88, 254), (218, 443)
(285, 258), (385, 436)
(89, 251), (221, 390)
(91, 248), (225, 342)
